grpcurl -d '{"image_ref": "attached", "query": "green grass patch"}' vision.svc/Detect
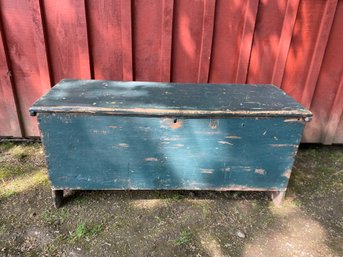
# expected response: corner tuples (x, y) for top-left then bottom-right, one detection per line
(0, 165), (25, 181)
(161, 193), (186, 202)
(0, 142), (15, 152)
(69, 222), (103, 242)
(42, 208), (70, 225)
(175, 228), (192, 246)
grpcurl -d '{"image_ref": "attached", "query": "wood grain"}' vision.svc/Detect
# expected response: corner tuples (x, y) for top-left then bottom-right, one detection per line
(43, 0), (91, 84)
(30, 79), (312, 118)
(271, 0), (300, 87)
(248, 0), (300, 86)
(132, 0), (173, 82)
(302, 2), (343, 143)
(86, 0), (132, 80)
(209, 0), (258, 83)
(0, 0), (50, 136)
(172, 0), (215, 83)
(236, 0), (258, 83)
(281, 0), (338, 105)
(300, 0), (338, 108)
(0, 0), (341, 143)
(0, 15), (22, 137)
(39, 114), (304, 191)
(197, 0), (216, 83)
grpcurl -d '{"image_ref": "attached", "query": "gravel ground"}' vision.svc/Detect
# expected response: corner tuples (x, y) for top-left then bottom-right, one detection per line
(0, 142), (342, 257)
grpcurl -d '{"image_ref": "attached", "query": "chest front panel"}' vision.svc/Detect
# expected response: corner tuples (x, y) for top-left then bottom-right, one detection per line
(39, 113), (304, 191)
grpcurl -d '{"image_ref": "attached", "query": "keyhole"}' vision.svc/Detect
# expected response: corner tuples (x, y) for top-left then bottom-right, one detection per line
(174, 119), (177, 123)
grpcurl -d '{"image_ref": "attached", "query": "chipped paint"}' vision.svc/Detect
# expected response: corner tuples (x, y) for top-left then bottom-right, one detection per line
(233, 166), (253, 172)
(209, 119), (218, 129)
(161, 137), (178, 141)
(160, 118), (183, 129)
(145, 157), (159, 162)
(107, 125), (118, 129)
(57, 115), (72, 123)
(283, 118), (302, 123)
(270, 144), (297, 147)
(255, 168), (266, 175)
(282, 169), (292, 178)
(31, 105), (312, 118)
(218, 141), (233, 145)
(225, 135), (241, 139)
(38, 114), (303, 193)
(117, 143), (129, 148)
(200, 168), (214, 174)
(194, 131), (222, 135)
(91, 129), (110, 135)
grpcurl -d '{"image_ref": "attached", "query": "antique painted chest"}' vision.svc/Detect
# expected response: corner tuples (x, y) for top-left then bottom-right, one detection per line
(30, 79), (312, 207)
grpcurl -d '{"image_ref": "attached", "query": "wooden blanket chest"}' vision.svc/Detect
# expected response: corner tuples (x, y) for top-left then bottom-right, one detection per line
(30, 79), (312, 207)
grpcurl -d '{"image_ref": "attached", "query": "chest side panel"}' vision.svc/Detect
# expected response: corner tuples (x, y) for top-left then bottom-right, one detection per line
(38, 114), (304, 190)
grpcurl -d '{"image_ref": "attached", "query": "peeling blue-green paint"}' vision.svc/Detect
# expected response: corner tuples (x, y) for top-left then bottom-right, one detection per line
(38, 114), (304, 191)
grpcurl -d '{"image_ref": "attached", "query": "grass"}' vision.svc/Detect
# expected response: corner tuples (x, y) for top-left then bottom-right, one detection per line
(160, 192), (186, 202)
(175, 229), (192, 246)
(69, 222), (103, 242)
(0, 142), (15, 152)
(0, 169), (48, 199)
(42, 208), (70, 225)
(0, 142), (342, 256)
(0, 165), (25, 181)
(0, 142), (46, 199)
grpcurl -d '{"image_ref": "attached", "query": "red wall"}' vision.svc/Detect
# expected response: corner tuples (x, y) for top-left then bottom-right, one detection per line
(0, 0), (342, 144)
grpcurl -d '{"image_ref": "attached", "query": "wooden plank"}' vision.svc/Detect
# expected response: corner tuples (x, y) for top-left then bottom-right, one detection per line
(172, 0), (216, 83)
(281, 0), (337, 104)
(302, 2), (343, 143)
(160, 0), (174, 82)
(132, 0), (173, 82)
(28, 0), (51, 92)
(121, 0), (133, 81)
(248, 0), (290, 84)
(30, 80), (312, 118)
(323, 77), (343, 144)
(209, 0), (258, 83)
(236, 0), (258, 83)
(197, 0), (216, 83)
(39, 114), (303, 191)
(0, 16), (22, 137)
(86, 0), (132, 80)
(271, 0), (300, 87)
(332, 110), (343, 144)
(300, 0), (338, 108)
(0, 0), (51, 136)
(42, 0), (91, 84)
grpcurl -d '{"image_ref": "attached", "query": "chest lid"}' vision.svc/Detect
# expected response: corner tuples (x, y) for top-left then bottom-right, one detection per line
(30, 79), (312, 118)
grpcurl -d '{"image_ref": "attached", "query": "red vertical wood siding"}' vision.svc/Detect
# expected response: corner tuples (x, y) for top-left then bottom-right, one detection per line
(87, 0), (132, 80)
(0, 16), (21, 137)
(0, 0), (342, 144)
(132, 0), (173, 82)
(209, 0), (258, 84)
(43, 0), (91, 84)
(0, 0), (50, 136)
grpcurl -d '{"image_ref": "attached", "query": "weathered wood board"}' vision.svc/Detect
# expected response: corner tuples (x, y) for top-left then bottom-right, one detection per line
(30, 79), (312, 206)
(29, 79), (312, 118)
(38, 114), (304, 191)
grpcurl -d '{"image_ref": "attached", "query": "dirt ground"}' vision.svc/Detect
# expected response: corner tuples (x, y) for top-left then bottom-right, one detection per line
(0, 141), (342, 257)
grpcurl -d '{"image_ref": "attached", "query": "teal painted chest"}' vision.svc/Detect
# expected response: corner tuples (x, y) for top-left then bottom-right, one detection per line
(30, 80), (312, 207)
